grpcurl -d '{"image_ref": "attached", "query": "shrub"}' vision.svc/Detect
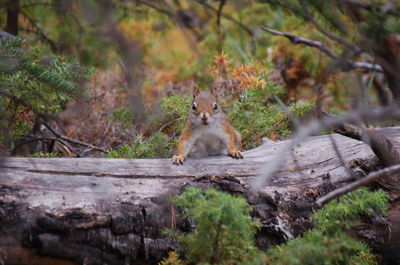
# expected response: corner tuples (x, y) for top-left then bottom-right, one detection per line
(171, 187), (260, 265)
(229, 85), (314, 149)
(109, 107), (134, 129)
(158, 251), (185, 265)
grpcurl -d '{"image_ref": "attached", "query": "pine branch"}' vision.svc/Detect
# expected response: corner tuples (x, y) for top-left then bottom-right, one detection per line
(0, 37), (77, 93)
(42, 122), (108, 154)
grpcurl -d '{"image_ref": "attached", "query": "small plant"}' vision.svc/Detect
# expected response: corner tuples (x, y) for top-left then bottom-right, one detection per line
(106, 132), (175, 158)
(158, 251), (185, 265)
(29, 152), (62, 158)
(109, 107), (134, 129)
(170, 187), (260, 265)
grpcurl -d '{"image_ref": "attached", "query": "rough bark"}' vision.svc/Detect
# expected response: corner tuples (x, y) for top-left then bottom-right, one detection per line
(1, 127), (400, 265)
(5, 0), (19, 36)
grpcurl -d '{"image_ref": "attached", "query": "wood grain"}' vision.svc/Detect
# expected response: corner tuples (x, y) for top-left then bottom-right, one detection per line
(1, 127), (399, 264)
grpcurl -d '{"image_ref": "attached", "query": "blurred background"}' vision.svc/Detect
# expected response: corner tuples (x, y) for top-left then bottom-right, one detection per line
(0, 0), (399, 158)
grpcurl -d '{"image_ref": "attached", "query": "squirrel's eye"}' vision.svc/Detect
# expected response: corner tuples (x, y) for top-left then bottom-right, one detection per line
(192, 103), (197, 111)
(213, 103), (218, 110)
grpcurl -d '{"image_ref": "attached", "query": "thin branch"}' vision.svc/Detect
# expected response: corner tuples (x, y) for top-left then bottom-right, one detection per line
(137, 0), (173, 17)
(300, 0), (360, 51)
(19, 11), (57, 51)
(216, 0), (226, 29)
(195, 0), (254, 37)
(12, 136), (80, 156)
(316, 163), (400, 207)
(261, 27), (383, 72)
(42, 122), (108, 154)
(335, 0), (400, 16)
(328, 134), (354, 177)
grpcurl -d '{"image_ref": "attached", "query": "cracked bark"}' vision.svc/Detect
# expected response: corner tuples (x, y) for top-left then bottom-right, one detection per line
(1, 127), (400, 264)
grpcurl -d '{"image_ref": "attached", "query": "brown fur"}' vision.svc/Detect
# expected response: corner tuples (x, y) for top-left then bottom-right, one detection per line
(172, 87), (243, 165)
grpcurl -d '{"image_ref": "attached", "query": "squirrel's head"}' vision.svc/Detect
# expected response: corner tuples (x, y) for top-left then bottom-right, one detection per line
(190, 85), (221, 126)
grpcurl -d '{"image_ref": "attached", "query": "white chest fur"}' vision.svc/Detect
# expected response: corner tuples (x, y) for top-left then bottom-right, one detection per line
(187, 122), (228, 158)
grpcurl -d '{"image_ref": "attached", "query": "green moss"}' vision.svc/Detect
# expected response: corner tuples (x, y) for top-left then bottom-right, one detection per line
(266, 188), (387, 265)
(266, 229), (377, 265)
(312, 187), (388, 233)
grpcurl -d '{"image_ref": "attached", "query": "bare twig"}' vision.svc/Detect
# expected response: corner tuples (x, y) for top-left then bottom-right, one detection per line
(195, 0), (254, 37)
(19, 11), (57, 51)
(316, 163), (400, 207)
(157, 118), (179, 133)
(137, 0), (173, 17)
(42, 122), (108, 154)
(261, 27), (383, 72)
(12, 136), (80, 156)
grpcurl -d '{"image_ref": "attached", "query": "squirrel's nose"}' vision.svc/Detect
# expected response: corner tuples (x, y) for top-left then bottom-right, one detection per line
(200, 113), (209, 121)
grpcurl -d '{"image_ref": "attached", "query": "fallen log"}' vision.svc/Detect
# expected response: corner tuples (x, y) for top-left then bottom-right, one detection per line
(1, 127), (399, 265)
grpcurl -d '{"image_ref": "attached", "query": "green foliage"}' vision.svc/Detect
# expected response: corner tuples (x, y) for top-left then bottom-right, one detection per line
(158, 251), (185, 265)
(105, 132), (175, 158)
(266, 229), (376, 265)
(1, 37), (79, 97)
(158, 78), (314, 150)
(170, 187), (260, 265)
(266, 188), (387, 265)
(312, 187), (388, 234)
(160, 95), (192, 134)
(0, 37), (86, 143)
(109, 107), (134, 129)
(229, 85), (314, 149)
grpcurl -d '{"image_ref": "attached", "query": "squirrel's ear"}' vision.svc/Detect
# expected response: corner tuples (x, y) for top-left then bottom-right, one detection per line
(193, 84), (200, 99)
(210, 84), (218, 100)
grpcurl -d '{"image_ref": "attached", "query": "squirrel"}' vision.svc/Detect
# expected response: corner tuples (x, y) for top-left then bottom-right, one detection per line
(172, 85), (243, 165)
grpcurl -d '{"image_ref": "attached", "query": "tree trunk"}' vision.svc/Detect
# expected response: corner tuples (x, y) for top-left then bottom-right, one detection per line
(1, 127), (399, 265)
(5, 0), (19, 36)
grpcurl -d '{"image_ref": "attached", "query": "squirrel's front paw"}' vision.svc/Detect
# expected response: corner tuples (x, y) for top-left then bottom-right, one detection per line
(172, 155), (185, 165)
(229, 150), (243, 159)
